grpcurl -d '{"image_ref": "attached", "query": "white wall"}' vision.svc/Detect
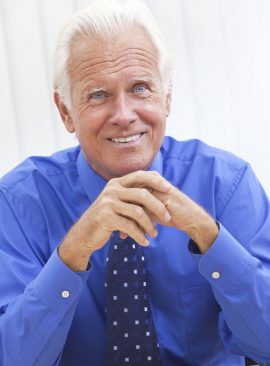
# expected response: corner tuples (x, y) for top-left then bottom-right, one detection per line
(1, 0), (270, 193)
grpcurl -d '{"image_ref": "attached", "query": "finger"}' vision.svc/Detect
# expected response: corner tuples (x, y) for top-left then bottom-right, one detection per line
(118, 188), (171, 223)
(119, 231), (128, 239)
(146, 210), (173, 227)
(116, 216), (149, 246)
(118, 170), (172, 193)
(102, 212), (149, 246)
(114, 201), (158, 238)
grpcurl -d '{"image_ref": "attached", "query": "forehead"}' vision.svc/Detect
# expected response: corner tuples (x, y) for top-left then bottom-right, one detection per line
(68, 30), (160, 85)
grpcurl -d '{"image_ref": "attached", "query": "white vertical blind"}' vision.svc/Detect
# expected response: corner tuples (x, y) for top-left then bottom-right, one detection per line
(1, 0), (270, 193)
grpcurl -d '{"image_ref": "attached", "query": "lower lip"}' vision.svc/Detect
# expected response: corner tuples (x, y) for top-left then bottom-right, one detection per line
(109, 133), (145, 147)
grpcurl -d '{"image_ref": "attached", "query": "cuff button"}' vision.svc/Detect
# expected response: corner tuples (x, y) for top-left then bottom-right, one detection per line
(61, 290), (70, 298)
(212, 271), (220, 279)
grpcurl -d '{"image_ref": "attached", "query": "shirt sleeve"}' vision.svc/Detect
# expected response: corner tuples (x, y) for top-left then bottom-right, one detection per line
(0, 190), (90, 366)
(198, 165), (270, 363)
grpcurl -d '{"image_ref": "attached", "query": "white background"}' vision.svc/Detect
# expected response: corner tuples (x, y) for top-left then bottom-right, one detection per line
(1, 0), (270, 193)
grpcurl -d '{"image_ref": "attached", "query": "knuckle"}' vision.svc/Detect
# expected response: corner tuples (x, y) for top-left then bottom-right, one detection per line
(140, 188), (150, 198)
(106, 179), (114, 187)
(126, 220), (136, 231)
(156, 202), (168, 216)
(101, 195), (114, 208)
(133, 206), (144, 217)
(107, 177), (119, 187)
(104, 184), (119, 198)
(135, 170), (145, 178)
(100, 206), (111, 217)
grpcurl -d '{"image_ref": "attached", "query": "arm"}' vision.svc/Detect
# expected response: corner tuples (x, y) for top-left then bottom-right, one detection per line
(152, 165), (270, 362)
(0, 190), (88, 366)
(198, 166), (270, 363)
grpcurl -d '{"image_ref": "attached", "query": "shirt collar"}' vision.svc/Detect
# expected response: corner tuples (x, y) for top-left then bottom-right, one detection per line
(77, 148), (163, 204)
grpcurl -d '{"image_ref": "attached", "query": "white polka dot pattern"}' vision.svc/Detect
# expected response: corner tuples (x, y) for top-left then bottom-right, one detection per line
(105, 233), (161, 365)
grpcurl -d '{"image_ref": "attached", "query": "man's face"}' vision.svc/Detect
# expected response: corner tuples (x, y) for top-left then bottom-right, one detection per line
(59, 29), (171, 180)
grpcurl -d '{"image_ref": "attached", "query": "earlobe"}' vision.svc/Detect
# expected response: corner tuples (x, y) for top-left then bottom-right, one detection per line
(54, 91), (75, 133)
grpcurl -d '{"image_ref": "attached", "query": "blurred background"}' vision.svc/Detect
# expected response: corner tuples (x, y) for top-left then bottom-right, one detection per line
(0, 0), (270, 194)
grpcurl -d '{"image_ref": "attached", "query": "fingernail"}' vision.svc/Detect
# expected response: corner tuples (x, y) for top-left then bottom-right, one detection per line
(164, 212), (171, 222)
(152, 229), (158, 237)
(144, 239), (150, 246)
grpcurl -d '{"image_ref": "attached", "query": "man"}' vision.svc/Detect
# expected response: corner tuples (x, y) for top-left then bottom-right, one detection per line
(0, 1), (270, 365)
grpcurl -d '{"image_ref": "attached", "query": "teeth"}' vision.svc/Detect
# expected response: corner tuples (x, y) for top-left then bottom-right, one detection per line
(111, 133), (141, 143)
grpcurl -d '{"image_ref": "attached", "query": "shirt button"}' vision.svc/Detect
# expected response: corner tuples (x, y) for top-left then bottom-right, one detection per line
(212, 271), (220, 279)
(61, 290), (70, 298)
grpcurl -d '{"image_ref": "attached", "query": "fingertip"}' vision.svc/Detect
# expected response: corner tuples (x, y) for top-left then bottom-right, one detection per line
(160, 182), (172, 192)
(143, 238), (150, 246)
(119, 232), (128, 239)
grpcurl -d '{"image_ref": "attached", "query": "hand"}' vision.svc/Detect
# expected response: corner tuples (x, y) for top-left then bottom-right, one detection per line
(58, 171), (172, 271)
(151, 185), (219, 253)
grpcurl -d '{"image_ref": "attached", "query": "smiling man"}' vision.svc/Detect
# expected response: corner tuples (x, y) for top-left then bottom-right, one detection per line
(0, 1), (270, 366)
(56, 28), (168, 181)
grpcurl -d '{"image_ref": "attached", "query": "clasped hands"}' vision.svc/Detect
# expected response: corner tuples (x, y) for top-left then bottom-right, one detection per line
(59, 171), (219, 271)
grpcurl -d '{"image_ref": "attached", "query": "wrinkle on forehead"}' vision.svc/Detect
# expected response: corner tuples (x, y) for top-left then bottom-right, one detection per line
(77, 55), (157, 82)
(70, 47), (156, 75)
(69, 34), (159, 85)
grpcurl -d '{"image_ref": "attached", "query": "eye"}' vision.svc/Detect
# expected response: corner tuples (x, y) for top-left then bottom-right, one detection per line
(133, 83), (150, 96)
(89, 90), (106, 100)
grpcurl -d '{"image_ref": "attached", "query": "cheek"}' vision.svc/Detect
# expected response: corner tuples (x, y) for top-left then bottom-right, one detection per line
(141, 102), (167, 129)
(73, 109), (103, 135)
(143, 94), (167, 117)
(146, 101), (167, 140)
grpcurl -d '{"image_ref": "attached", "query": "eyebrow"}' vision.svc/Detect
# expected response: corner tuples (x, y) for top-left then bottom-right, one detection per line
(85, 87), (106, 94)
(131, 76), (156, 84)
(87, 76), (155, 91)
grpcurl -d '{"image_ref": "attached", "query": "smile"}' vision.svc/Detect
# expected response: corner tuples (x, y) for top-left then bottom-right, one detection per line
(110, 133), (144, 143)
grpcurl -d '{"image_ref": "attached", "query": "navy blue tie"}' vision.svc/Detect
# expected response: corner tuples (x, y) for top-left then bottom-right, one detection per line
(105, 232), (161, 365)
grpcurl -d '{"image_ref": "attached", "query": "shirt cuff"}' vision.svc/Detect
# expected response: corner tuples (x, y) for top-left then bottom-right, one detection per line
(28, 249), (91, 313)
(198, 223), (253, 292)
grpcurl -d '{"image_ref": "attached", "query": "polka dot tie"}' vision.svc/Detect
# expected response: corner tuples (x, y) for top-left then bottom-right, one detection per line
(105, 232), (161, 366)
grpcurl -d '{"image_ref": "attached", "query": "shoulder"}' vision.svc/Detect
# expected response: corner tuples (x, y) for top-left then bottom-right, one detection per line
(161, 136), (248, 174)
(160, 137), (251, 216)
(0, 146), (80, 195)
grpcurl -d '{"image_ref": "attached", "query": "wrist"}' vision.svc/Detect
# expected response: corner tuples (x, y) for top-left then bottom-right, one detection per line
(58, 239), (92, 272)
(187, 213), (219, 254)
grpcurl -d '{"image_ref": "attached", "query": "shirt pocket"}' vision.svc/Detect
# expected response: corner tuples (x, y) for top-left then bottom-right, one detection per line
(179, 283), (222, 364)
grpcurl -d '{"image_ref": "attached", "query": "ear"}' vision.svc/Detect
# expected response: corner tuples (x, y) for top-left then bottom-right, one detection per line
(54, 91), (75, 133)
(165, 81), (172, 117)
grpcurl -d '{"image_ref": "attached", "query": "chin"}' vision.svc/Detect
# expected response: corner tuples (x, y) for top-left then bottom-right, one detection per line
(110, 158), (152, 178)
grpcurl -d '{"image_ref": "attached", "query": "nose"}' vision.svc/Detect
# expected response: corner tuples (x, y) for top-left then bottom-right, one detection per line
(107, 93), (136, 126)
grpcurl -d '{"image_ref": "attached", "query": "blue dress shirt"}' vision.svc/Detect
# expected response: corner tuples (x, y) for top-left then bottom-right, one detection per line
(0, 136), (270, 366)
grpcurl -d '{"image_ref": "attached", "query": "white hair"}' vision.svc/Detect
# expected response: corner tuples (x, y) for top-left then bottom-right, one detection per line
(53, 0), (173, 108)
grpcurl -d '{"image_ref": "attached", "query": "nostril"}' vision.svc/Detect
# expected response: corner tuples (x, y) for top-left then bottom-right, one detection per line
(111, 118), (136, 126)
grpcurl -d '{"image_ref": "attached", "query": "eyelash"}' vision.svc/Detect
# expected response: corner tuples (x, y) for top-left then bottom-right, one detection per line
(133, 83), (151, 97)
(89, 91), (106, 100)
(134, 83), (149, 92)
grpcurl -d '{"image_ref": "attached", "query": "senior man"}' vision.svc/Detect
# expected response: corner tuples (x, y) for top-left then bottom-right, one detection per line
(0, 1), (270, 366)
